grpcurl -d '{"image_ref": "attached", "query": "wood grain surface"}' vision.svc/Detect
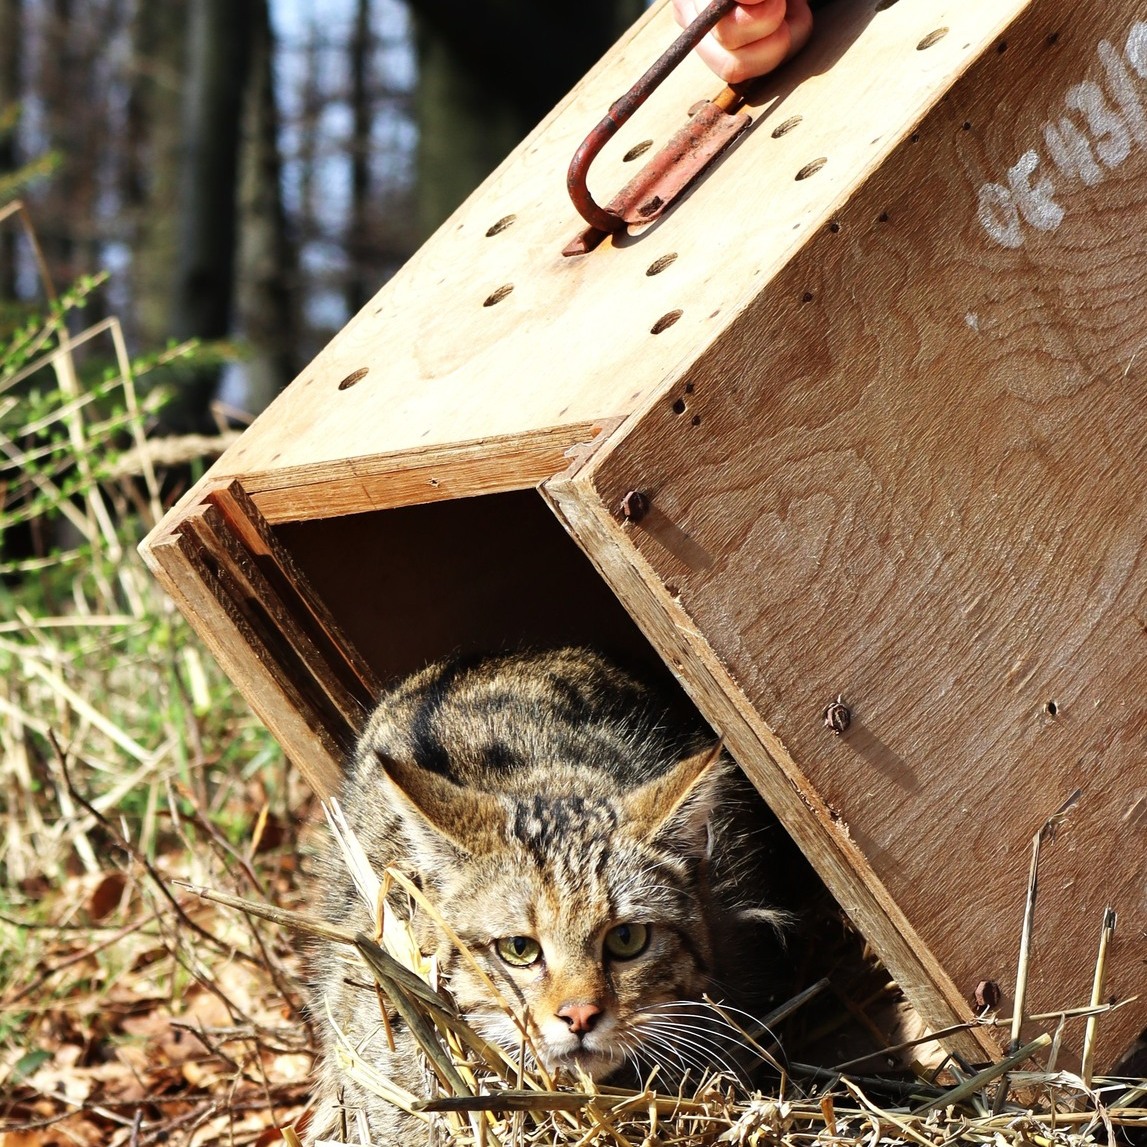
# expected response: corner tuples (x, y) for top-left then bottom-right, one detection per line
(550, 0), (1147, 1071)
(147, 0), (1024, 527)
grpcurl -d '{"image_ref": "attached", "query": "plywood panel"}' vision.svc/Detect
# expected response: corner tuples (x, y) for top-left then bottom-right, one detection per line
(548, 0), (1147, 1071)
(272, 491), (671, 688)
(154, 0), (1026, 527)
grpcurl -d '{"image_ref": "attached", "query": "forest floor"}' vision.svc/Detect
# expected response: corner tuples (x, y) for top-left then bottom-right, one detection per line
(1, 763), (319, 1146)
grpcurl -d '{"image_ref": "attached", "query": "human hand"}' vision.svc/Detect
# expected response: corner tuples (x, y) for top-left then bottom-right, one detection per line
(672, 0), (814, 84)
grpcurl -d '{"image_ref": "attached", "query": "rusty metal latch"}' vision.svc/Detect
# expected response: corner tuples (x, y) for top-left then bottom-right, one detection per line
(563, 0), (749, 257)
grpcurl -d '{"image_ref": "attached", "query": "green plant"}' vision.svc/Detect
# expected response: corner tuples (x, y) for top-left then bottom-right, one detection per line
(0, 202), (284, 885)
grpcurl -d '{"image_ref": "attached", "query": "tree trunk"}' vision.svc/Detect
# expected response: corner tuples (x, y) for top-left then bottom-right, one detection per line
(0, 0), (21, 298)
(126, 1), (186, 356)
(233, 0), (298, 416)
(410, 0), (643, 240)
(139, 0), (252, 434)
(345, 0), (373, 317)
(39, 0), (105, 292)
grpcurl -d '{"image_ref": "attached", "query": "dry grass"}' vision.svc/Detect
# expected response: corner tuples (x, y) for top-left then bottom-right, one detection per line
(0, 201), (317, 1145)
(188, 803), (1146, 1147)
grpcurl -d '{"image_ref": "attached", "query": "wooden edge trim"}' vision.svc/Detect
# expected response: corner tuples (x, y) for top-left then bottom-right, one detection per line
(182, 502), (369, 743)
(541, 470), (997, 1063)
(206, 480), (382, 700)
(230, 423), (611, 524)
(146, 529), (343, 799)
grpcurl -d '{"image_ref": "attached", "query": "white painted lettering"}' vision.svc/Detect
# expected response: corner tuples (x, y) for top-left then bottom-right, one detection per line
(977, 183), (1023, 247)
(1098, 39), (1147, 145)
(1125, 21), (1147, 77)
(1067, 81), (1131, 166)
(977, 19), (1147, 246)
(1008, 149), (1065, 229)
(1045, 117), (1104, 185)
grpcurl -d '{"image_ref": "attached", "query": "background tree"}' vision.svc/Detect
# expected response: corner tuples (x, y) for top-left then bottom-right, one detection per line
(165, 1), (254, 432)
(234, 0), (299, 417)
(0, 0), (21, 298)
(409, 0), (642, 239)
(1, 0), (646, 428)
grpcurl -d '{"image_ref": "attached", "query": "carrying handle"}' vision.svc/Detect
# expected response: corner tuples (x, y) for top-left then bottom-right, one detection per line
(566, 0), (739, 234)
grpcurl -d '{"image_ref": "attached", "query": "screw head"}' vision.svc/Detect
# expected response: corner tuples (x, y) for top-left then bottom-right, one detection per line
(619, 490), (650, 524)
(973, 979), (1001, 1012)
(823, 695), (851, 734)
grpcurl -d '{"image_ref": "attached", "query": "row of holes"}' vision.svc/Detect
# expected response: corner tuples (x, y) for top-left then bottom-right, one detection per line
(364, 8), (961, 370)
(339, 0), (981, 390)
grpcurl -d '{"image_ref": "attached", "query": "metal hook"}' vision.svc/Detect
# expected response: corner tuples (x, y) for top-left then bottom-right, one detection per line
(564, 0), (742, 252)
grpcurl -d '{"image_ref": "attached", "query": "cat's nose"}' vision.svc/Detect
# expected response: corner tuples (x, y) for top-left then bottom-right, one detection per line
(557, 1002), (602, 1034)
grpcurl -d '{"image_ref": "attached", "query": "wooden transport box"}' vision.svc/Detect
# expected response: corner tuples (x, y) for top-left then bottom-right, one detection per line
(141, 0), (1147, 1074)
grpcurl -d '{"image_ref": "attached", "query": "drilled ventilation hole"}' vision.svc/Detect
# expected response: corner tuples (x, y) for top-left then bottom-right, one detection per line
(623, 139), (654, 162)
(801, 291), (815, 303)
(671, 397), (687, 414)
(646, 253), (678, 276)
(917, 27), (949, 50)
(338, 367), (369, 391)
(1044, 700), (1059, 717)
(771, 115), (802, 138)
(795, 157), (827, 180)
(828, 220), (841, 233)
(485, 214), (516, 236)
(651, 309), (683, 334)
(483, 284), (514, 307)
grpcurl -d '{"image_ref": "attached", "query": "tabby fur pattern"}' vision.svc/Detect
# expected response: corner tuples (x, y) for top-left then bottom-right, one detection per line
(308, 647), (789, 1144)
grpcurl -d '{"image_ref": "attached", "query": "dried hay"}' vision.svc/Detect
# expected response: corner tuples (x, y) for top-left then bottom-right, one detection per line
(184, 797), (1147, 1147)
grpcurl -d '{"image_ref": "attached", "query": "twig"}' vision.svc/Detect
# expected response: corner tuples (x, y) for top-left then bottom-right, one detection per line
(419, 1091), (596, 1114)
(1080, 907), (1117, 1086)
(831, 998), (1135, 1073)
(0, 908), (162, 1008)
(173, 879), (357, 945)
(169, 776), (267, 897)
(50, 732), (262, 969)
(1010, 790), (1081, 1051)
(915, 1034), (1053, 1113)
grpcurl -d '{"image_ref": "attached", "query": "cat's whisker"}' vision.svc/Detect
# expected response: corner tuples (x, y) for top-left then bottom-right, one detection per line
(633, 1012), (754, 1086)
(640, 1000), (755, 1042)
(630, 1035), (701, 1089)
(634, 1021), (743, 1083)
(640, 1026), (744, 1081)
(648, 997), (787, 1061)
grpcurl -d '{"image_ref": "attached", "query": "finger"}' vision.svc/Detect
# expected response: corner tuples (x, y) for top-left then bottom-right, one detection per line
(707, 0), (787, 51)
(785, 0), (814, 57)
(692, 24), (791, 83)
(671, 0), (700, 30)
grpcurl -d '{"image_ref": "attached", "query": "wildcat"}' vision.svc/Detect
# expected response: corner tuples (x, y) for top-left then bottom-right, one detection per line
(307, 647), (792, 1144)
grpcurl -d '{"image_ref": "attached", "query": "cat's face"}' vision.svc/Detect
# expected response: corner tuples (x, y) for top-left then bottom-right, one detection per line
(379, 745), (727, 1082)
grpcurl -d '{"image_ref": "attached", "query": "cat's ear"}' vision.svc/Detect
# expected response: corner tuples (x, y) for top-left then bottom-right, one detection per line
(624, 740), (728, 858)
(376, 752), (503, 860)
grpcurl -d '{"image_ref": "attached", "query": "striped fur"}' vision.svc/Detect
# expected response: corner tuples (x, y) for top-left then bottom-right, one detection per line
(308, 648), (788, 1143)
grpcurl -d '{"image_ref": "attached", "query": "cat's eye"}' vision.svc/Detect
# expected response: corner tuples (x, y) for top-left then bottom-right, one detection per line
(495, 935), (542, 967)
(603, 922), (650, 960)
